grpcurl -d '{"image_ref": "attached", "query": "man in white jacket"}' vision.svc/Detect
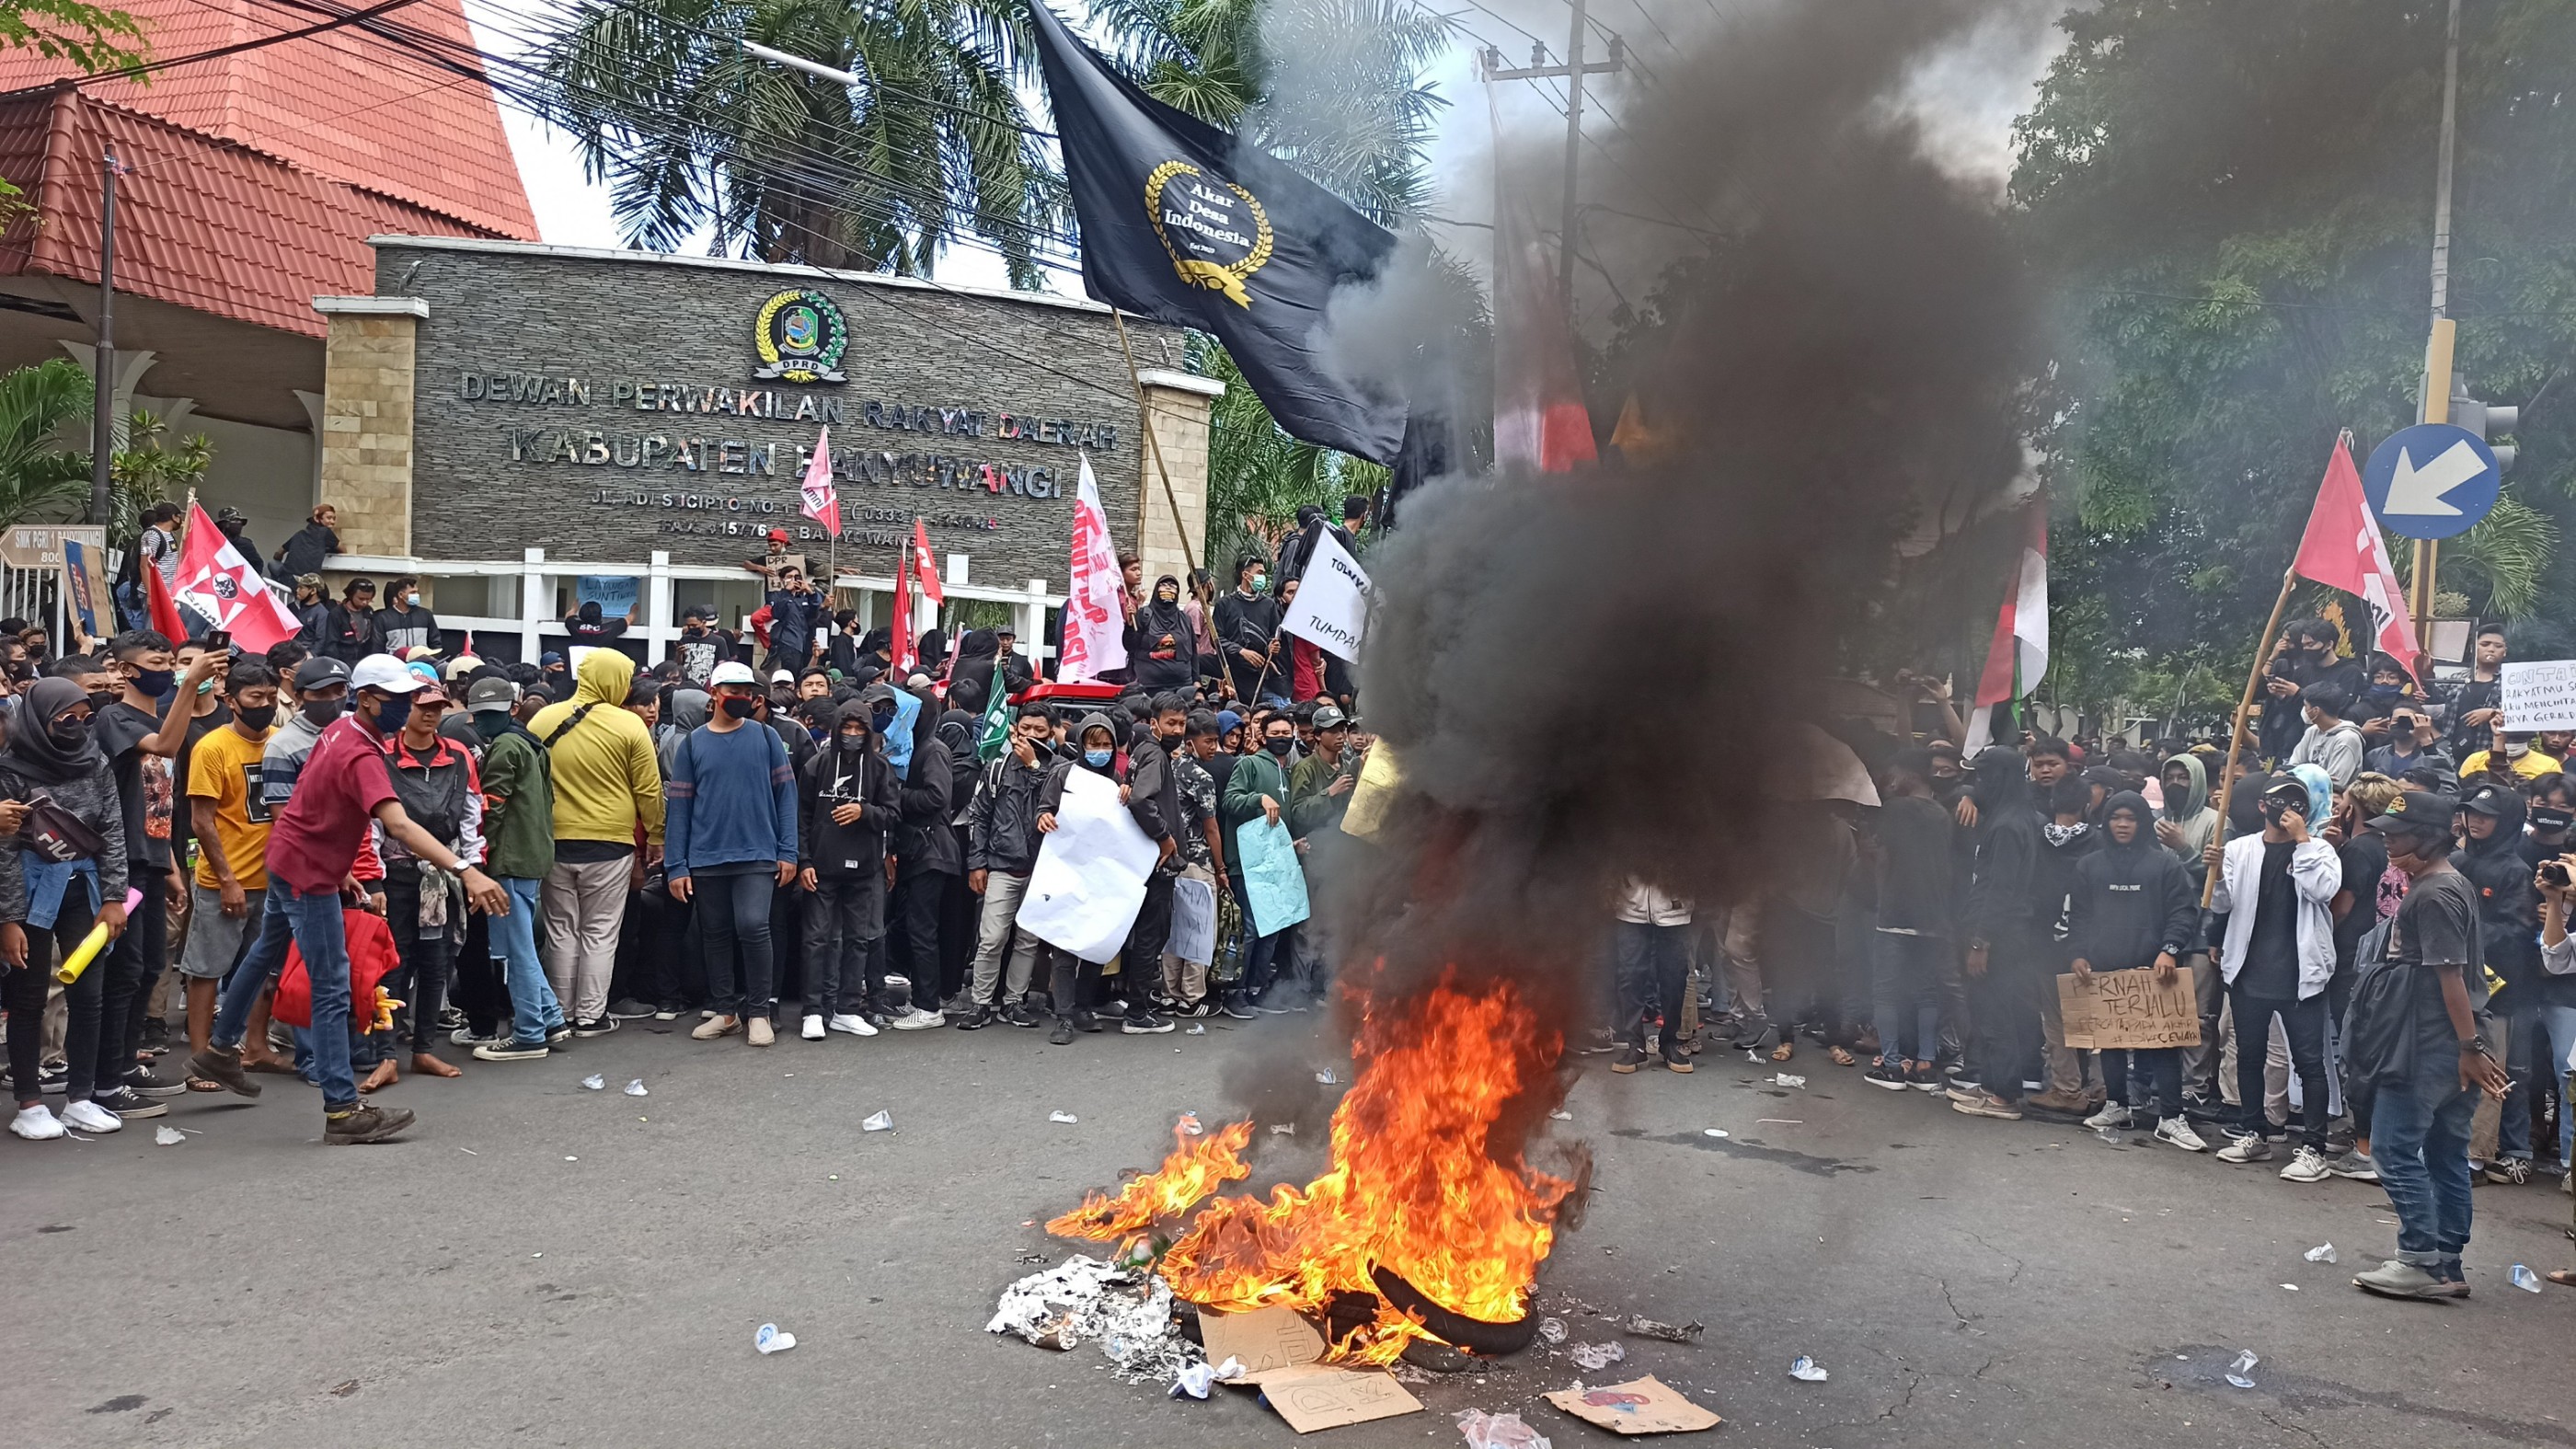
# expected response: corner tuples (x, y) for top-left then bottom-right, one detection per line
(2207, 773), (2343, 1181)
(1613, 880), (1695, 1075)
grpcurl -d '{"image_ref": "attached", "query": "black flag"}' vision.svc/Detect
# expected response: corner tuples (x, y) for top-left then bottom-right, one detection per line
(1026, 2), (1407, 464)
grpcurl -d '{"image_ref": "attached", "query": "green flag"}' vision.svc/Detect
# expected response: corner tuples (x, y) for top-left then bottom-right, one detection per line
(978, 669), (1013, 763)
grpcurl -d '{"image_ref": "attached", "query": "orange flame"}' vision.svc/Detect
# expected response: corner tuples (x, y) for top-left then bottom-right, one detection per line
(1047, 1119), (1256, 1241)
(1052, 968), (1572, 1362)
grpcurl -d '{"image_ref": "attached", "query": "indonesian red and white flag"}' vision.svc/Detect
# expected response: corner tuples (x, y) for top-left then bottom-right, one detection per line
(1491, 201), (1597, 474)
(173, 502), (301, 651)
(2294, 436), (2421, 684)
(890, 547), (915, 675)
(910, 518), (944, 608)
(1056, 454), (1128, 683)
(799, 427), (841, 537)
(1964, 506), (2049, 754)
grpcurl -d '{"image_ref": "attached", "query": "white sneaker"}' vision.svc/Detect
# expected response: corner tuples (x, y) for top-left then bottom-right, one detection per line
(2214, 1132), (2271, 1164)
(9, 1104), (64, 1140)
(60, 1099), (122, 1133)
(747, 1017), (776, 1047)
(2153, 1116), (2208, 1152)
(2082, 1101), (2132, 1131)
(889, 1006), (945, 1030)
(800, 1014), (826, 1041)
(828, 1013), (879, 1038)
(2279, 1145), (2332, 1183)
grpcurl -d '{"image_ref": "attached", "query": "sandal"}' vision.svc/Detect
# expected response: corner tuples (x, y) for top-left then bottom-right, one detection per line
(2548, 1270), (2576, 1287)
(1827, 1045), (1856, 1067)
(185, 1076), (225, 1093)
(243, 1056), (298, 1075)
(1770, 1040), (1795, 1063)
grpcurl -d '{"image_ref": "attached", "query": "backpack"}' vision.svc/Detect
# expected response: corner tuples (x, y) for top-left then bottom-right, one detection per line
(2340, 917), (2411, 1094)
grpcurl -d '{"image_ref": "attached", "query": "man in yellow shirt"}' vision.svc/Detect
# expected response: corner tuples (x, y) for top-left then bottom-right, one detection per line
(179, 657), (281, 1075)
(526, 650), (664, 1035)
(2458, 730), (2569, 783)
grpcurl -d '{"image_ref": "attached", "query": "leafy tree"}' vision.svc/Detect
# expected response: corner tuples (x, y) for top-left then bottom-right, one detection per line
(531, 0), (1061, 284)
(0, 0), (142, 72)
(0, 359), (209, 543)
(2014, 0), (2576, 709)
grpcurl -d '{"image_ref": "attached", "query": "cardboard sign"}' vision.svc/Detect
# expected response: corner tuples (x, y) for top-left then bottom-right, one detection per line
(1254, 1364), (1423, 1432)
(1543, 1374), (1722, 1435)
(1340, 742), (1401, 840)
(2057, 966), (2202, 1050)
(1281, 529), (1371, 661)
(2500, 660), (2576, 733)
(1197, 1305), (1325, 1375)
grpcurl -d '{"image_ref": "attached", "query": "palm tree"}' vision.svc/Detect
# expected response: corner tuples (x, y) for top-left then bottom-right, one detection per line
(0, 358), (94, 530)
(530, 0), (1063, 285)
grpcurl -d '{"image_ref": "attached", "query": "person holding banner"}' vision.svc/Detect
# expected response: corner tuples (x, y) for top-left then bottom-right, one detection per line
(2067, 792), (2208, 1151)
(1219, 714), (1303, 1018)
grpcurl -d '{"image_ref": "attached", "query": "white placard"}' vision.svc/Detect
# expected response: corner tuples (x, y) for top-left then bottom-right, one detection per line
(1281, 531), (1371, 661)
(1167, 873), (1216, 966)
(1015, 766), (1160, 963)
(2501, 660), (2576, 733)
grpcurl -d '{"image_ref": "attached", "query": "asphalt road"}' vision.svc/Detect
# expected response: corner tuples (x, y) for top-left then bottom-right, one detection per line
(5, 1006), (2573, 1449)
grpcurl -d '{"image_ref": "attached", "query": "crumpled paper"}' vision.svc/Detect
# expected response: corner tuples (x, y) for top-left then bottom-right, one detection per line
(987, 1254), (1198, 1383)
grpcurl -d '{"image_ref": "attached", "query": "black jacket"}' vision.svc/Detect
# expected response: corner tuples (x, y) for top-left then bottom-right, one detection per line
(1874, 793), (1955, 937)
(2453, 787), (2540, 1004)
(319, 604), (374, 664)
(275, 522), (338, 579)
(1963, 746), (2040, 942)
(2067, 794), (2200, 971)
(799, 708), (902, 877)
(894, 732), (959, 879)
(967, 751), (1051, 875)
(2031, 820), (2100, 950)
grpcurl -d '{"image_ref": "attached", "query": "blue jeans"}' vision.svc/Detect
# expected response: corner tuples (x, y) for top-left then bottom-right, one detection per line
(492, 876), (564, 1045)
(2371, 1064), (2480, 1269)
(213, 883), (358, 1110)
(1615, 921), (1690, 1057)
(2512, 1002), (2576, 1165)
(1871, 931), (1945, 1064)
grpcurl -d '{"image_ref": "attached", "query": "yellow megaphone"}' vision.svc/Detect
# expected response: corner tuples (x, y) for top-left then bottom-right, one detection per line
(54, 887), (145, 985)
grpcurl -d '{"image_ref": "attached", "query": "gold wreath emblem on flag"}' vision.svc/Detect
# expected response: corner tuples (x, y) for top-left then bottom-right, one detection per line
(1144, 160), (1273, 308)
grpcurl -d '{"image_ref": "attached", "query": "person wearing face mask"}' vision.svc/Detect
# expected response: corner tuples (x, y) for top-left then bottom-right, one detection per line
(1219, 714), (1303, 1019)
(2444, 622), (2509, 762)
(796, 696), (902, 1041)
(289, 576), (329, 646)
(462, 675), (566, 1062)
(2365, 699), (2453, 781)
(2459, 729), (2565, 784)
(1031, 714), (1138, 1043)
(2286, 683), (2366, 789)
(92, 630), (222, 1105)
(2257, 620), (2365, 765)
(177, 658), (281, 1085)
(960, 703), (1063, 1029)
(0, 678), (131, 1138)
(190, 655), (509, 1144)
(1134, 576), (1196, 693)
(2207, 775), (2342, 1180)
(2451, 783), (2543, 1184)
(667, 662), (799, 1045)
(371, 576), (438, 658)
(886, 686), (960, 1029)
(360, 682), (484, 1090)
(2066, 792), (2208, 1150)
(321, 579), (377, 665)
(1212, 555), (1284, 707)
(668, 604), (735, 687)
(527, 649), (666, 1038)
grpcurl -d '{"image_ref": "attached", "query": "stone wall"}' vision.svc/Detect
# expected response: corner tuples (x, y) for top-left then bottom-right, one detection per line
(314, 299), (423, 558)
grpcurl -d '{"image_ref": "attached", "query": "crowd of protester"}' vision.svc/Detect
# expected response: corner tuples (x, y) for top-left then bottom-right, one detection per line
(6, 497), (2570, 1296)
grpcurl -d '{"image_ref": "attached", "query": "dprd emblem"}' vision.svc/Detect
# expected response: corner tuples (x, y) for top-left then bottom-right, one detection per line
(753, 288), (849, 383)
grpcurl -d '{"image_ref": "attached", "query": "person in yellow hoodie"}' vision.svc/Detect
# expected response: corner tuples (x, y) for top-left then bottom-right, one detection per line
(527, 650), (663, 1035)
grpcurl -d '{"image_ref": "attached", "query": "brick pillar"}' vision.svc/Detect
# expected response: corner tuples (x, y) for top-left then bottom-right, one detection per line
(312, 296), (428, 558)
(1134, 367), (1224, 589)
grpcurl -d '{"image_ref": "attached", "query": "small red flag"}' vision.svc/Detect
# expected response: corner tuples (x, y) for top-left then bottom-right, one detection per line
(911, 519), (944, 608)
(143, 546), (185, 642)
(890, 549), (915, 675)
(2293, 437), (2421, 684)
(170, 502), (300, 651)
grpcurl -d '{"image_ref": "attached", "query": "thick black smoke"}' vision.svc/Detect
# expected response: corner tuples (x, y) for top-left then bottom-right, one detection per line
(1313, 0), (2051, 1025)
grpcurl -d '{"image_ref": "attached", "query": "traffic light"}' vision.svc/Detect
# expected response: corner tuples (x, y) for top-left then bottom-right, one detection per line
(2452, 377), (2519, 473)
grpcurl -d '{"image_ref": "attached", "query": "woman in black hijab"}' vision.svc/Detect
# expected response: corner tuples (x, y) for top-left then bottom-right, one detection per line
(0, 676), (132, 1139)
(1133, 575), (1196, 692)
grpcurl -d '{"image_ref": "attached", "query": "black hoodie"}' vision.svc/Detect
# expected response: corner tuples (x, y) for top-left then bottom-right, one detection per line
(1133, 575), (1197, 692)
(2452, 785), (2539, 1002)
(1963, 745), (2040, 943)
(2067, 792), (2199, 972)
(799, 700), (902, 878)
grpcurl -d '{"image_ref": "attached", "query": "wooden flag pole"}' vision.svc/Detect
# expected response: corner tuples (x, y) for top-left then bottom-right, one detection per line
(2203, 563), (2302, 908)
(1109, 307), (1202, 573)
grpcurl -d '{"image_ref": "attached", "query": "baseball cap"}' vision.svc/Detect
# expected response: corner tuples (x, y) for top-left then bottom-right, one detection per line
(2462, 784), (2512, 818)
(349, 654), (427, 694)
(771, 669), (796, 684)
(2368, 789), (2456, 835)
(1311, 704), (1348, 730)
(293, 573), (322, 590)
(767, 527), (789, 543)
(709, 661), (758, 688)
(466, 676), (518, 713)
(412, 680), (452, 707)
(401, 645), (441, 662)
(540, 650), (565, 666)
(293, 656), (350, 693)
(444, 654), (481, 680)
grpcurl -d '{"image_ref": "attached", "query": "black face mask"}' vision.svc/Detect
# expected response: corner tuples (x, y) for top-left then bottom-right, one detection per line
(720, 696), (759, 719)
(839, 730), (869, 753)
(236, 702), (278, 730)
(1263, 736), (1294, 758)
(47, 714), (88, 751)
(2534, 809), (2572, 834)
(5, 660), (29, 682)
(86, 688), (116, 712)
(128, 667), (174, 698)
(304, 695), (346, 726)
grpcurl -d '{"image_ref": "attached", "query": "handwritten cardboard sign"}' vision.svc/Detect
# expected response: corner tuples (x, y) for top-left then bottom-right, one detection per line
(1197, 1304), (1325, 1375)
(1253, 1363), (1424, 1432)
(2057, 966), (2201, 1050)
(1543, 1374), (1723, 1435)
(2501, 661), (2576, 733)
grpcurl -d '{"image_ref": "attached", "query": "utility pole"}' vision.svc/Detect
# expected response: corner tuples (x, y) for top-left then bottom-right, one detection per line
(2409, 0), (2462, 639)
(89, 147), (118, 525)
(1480, 6), (1625, 309)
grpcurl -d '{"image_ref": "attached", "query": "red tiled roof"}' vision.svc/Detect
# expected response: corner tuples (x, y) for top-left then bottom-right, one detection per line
(0, 86), (506, 337)
(0, 0), (535, 239)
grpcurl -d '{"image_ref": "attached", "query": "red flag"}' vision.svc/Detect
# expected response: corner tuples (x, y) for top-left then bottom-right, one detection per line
(890, 548), (915, 675)
(1492, 201), (1597, 473)
(172, 502), (300, 651)
(143, 547), (185, 642)
(910, 519), (944, 608)
(799, 427), (841, 537)
(2293, 437), (2421, 684)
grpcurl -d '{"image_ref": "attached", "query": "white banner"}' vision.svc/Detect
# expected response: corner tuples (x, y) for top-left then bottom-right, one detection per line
(2501, 660), (2576, 733)
(1280, 530), (1370, 661)
(1015, 766), (1160, 963)
(1055, 454), (1128, 683)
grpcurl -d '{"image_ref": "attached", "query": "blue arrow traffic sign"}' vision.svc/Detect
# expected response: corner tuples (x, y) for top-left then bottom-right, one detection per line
(2363, 423), (2501, 540)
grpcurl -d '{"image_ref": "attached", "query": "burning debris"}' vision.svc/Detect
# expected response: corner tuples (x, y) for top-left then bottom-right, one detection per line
(985, 1254), (1198, 1384)
(1045, 972), (1578, 1364)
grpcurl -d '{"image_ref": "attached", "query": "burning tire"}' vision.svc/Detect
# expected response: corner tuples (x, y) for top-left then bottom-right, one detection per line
(1369, 1264), (1539, 1357)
